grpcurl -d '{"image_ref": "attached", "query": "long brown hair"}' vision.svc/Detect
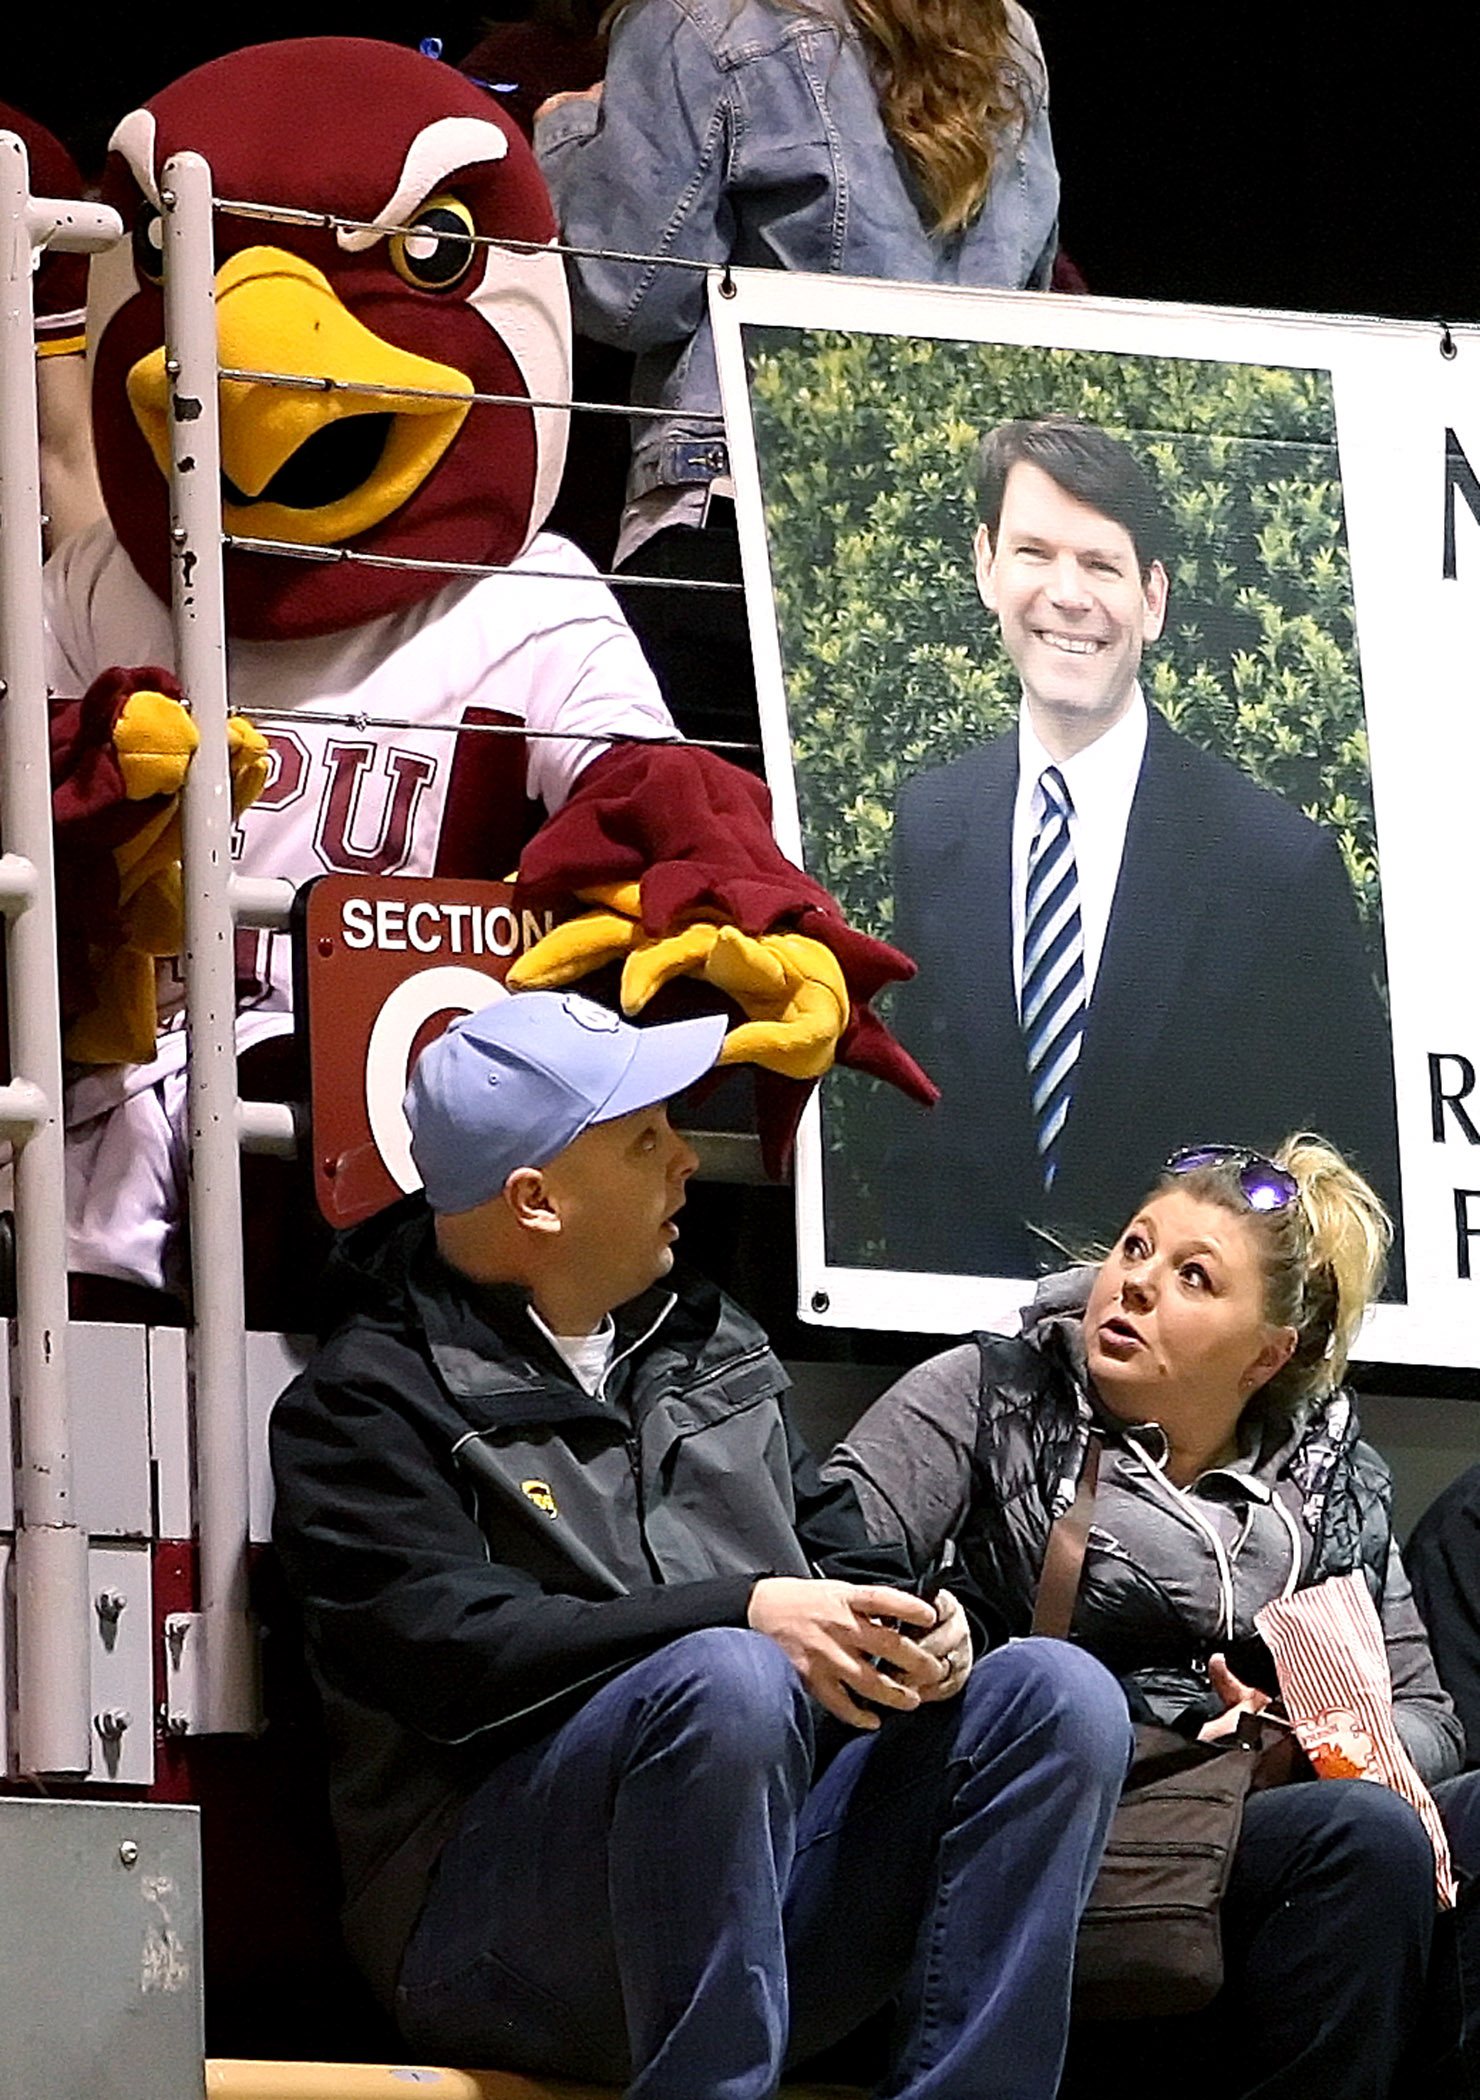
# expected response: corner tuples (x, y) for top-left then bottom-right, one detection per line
(844, 0), (1032, 233)
(600, 0), (1036, 236)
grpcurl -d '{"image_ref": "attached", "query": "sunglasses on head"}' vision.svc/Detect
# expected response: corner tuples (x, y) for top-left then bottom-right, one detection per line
(1164, 1145), (1299, 1214)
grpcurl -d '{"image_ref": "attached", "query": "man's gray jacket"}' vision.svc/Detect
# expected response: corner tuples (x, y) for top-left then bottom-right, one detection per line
(269, 1195), (911, 2006)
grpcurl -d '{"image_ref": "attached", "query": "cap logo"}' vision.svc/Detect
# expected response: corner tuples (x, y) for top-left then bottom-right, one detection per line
(521, 1479), (558, 1517)
(564, 997), (621, 1033)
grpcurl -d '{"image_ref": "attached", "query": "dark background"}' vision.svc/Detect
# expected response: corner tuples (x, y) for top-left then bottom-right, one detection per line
(8, 2), (1478, 322)
(1032, 0), (1477, 325)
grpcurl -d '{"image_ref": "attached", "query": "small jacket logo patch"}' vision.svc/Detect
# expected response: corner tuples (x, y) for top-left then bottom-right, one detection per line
(521, 1479), (558, 1517)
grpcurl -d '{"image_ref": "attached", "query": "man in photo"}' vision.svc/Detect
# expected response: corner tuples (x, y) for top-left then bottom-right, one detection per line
(884, 414), (1402, 1280)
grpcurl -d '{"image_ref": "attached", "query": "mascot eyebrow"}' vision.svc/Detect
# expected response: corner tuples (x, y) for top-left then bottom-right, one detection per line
(336, 119), (510, 253)
(105, 110), (511, 252)
(109, 108), (161, 208)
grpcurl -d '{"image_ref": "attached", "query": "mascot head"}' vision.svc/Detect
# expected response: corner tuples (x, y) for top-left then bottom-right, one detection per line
(91, 38), (570, 640)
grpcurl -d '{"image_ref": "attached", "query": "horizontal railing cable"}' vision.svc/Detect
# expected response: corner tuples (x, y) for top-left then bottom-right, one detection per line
(224, 535), (745, 592)
(204, 187), (740, 599)
(237, 707), (760, 754)
(218, 363), (722, 425)
(214, 195), (732, 283)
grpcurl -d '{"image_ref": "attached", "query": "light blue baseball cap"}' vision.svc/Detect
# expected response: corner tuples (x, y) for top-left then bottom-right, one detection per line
(404, 990), (727, 1214)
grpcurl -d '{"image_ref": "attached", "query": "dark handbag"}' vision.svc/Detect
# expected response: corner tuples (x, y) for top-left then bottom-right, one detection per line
(1033, 1436), (1306, 2020)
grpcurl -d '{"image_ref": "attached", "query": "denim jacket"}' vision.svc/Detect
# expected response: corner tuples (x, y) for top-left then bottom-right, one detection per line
(534, 0), (1059, 500)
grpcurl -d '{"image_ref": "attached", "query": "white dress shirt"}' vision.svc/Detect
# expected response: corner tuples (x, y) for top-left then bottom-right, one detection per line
(1010, 689), (1149, 1009)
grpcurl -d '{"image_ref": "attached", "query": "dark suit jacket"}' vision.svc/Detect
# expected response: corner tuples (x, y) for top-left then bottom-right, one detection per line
(877, 710), (1403, 1285)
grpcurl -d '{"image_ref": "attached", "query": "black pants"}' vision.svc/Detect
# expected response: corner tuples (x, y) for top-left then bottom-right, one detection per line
(613, 511), (760, 767)
(1062, 1773), (1480, 2100)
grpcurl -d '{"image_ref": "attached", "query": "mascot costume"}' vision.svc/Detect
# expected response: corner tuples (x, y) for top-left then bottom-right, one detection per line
(44, 37), (935, 1310)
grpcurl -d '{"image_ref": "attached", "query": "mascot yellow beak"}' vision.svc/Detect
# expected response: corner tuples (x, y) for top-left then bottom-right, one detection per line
(127, 245), (474, 546)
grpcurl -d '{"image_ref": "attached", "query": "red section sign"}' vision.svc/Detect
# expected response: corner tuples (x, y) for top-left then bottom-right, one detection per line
(300, 874), (566, 1227)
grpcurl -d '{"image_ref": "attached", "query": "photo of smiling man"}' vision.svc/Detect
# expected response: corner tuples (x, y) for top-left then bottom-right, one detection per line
(883, 414), (1402, 1282)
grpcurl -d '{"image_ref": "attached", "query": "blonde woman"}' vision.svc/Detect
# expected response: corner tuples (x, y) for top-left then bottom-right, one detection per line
(532, 0), (1056, 719)
(826, 1137), (1479, 2099)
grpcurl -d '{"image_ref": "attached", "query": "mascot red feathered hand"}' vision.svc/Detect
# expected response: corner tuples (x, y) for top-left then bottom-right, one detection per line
(509, 742), (936, 1175)
(44, 35), (933, 1298)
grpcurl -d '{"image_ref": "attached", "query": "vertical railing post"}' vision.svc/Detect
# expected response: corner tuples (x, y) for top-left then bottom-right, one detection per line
(159, 150), (257, 1734)
(0, 130), (89, 1775)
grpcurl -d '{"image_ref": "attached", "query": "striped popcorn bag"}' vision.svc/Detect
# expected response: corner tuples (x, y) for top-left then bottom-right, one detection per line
(1255, 1571), (1456, 1906)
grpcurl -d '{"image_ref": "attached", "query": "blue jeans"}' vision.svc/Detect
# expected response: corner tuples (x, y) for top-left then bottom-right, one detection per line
(396, 1628), (1131, 2099)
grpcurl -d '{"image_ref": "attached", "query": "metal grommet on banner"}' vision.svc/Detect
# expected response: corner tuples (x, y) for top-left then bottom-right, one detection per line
(719, 260), (737, 300)
(1440, 321), (1458, 361)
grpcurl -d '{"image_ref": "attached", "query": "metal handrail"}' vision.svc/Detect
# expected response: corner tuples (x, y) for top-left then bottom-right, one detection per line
(50, 151), (749, 1743)
(161, 151), (257, 1735)
(0, 122), (760, 1759)
(0, 134), (120, 1776)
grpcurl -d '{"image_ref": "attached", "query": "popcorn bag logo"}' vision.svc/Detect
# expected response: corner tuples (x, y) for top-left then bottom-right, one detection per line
(1294, 1708), (1376, 1780)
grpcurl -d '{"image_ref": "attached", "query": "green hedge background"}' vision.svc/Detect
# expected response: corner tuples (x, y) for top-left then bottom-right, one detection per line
(741, 328), (1385, 1262)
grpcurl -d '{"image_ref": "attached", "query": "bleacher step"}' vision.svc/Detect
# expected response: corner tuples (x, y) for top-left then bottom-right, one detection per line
(204, 2061), (867, 2099)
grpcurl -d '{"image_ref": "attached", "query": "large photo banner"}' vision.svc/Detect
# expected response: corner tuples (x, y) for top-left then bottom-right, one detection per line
(711, 274), (1480, 1367)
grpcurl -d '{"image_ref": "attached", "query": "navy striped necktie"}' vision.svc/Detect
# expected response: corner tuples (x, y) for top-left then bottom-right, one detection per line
(1021, 765), (1086, 1190)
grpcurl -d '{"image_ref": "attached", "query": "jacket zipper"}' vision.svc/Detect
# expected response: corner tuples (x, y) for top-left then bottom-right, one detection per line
(1134, 1447), (1237, 1641)
(608, 1304), (770, 1584)
(670, 1339), (773, 1400)
(453, 1315), (775, 1587)
(597, 1294), (677, 1402)
(1271, 1492), (1305, 1599)
(626, 1431), (664, 1583)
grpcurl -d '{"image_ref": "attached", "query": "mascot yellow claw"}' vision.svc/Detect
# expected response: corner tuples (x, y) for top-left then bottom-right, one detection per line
(52, 668), (269, 1067)
(513, 743), (937, 1173)
(510, 882), (850, 1082)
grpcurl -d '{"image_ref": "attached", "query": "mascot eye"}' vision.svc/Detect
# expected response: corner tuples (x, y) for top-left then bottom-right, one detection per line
(133, 204), (166, 286)
(389, 195), (478, 291)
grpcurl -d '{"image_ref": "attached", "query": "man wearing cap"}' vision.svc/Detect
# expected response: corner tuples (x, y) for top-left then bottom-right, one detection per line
(270, 989), (1130, 2100)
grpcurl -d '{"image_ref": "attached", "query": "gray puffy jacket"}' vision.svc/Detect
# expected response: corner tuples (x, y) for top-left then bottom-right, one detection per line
(825, 1271), (1461, 1781)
